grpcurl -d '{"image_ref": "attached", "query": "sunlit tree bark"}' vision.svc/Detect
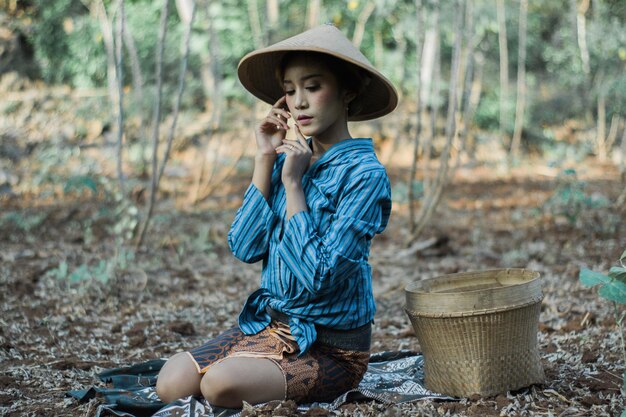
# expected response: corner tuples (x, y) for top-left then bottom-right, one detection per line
(509, 0), (527, 162)
(266, 0), (279, 44)
(306, 0), (321, 29)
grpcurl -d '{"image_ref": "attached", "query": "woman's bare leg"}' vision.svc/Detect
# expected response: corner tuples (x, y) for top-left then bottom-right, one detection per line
(200, 357), (286, 408)
(156, 352), (202, 403)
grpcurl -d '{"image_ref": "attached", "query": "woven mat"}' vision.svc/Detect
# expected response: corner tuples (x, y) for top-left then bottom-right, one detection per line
(67, 350), (454, 417)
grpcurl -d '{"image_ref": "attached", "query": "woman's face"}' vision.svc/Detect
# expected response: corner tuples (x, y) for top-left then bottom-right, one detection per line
(282, 55), (349, 141)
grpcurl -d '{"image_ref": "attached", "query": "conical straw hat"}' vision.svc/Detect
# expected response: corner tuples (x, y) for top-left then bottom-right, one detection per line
(237, 24), (398, 121)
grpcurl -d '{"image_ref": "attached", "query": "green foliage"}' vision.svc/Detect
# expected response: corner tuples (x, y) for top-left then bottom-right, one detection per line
(543, 169), (610, 226)
(27, 0), (107, 86)
(0, 211), (47, 232)
(48, 247), (135, 284)
(90, 176), (139, 243)
(8, 0), (626, 157)
(580, 267), (626, 305)
(474, 90), (501, 131)
(391, 180), (423, 204)
(579, 249), (626, 398)
(63, 175), (98, 195)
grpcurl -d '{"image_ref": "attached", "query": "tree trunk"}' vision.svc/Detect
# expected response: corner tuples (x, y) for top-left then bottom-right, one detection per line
(496, 0), (509, 147)
(92, 0), (118, 137)
(420, 29), (437, 106)
(114, 0), (126, 193)
(596, 89), (607, 161)
(201, 1), (223, 123)
(509, 0), (528, 163)
(266, 0), (279, 44)
(306, 0), (321, 29)
(393, 29), (408, 90)
(576, 0), (591, 75)
(175, 0), (194, 22)
(247, 0), (264, 49)
(464, 49), (485, 161)
(352, 1), (376, 49)
(135, 0), (169, 247)
(410, 0), (464, 242)
(373, 29), (383, 69)
(453, 0), (481, 176)
(408, 0), (423, 233)
(421, 1), (440, 195)
(620, 121), (626, 181)
(606, 114), (620, 152)
(576, 0), (593, 125)
(121, 11), (148, 170)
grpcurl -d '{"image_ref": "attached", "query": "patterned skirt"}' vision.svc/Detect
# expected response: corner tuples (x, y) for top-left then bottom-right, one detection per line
(187, 322), (370, 403)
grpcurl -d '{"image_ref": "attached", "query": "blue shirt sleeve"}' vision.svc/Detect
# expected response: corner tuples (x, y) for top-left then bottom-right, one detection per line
(277, 171), (391, 295)
(227, 183), (278, 263)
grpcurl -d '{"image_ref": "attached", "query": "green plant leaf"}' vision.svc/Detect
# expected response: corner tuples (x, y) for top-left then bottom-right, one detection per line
(621, 249), (626, 262)
(598, 280), (626, 305)
(64, 175), (98, 195)
(579, 268), (610, 287)
(609, 267), (626, 283)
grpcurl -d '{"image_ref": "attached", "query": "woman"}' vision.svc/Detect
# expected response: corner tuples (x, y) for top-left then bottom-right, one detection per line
(156, 24), (398, 408)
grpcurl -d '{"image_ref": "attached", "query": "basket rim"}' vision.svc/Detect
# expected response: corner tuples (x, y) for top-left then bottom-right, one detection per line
(404, 294), (544, 318)
(405, 268), (540, 295)
(405, 268), (542, 314)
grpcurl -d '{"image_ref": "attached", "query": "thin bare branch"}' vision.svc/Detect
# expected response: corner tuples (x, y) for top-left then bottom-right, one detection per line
(408, 0), (424, 233)
(114, 0), (126, 193)
(496, 0), (509, 147)
(135, 0), (170, 247)
(157, 1), (196, 185)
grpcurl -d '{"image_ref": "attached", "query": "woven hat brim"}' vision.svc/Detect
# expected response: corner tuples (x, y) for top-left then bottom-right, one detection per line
(237, 28), (398, 121)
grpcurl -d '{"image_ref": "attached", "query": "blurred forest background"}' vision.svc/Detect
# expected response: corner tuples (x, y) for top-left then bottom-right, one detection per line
(1, 0), (625, 240)
(1, 0), (626, 415)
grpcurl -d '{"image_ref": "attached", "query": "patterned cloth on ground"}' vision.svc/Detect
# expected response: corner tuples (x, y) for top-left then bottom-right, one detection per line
(67, 351), (455, 417)
(188, 324), (369, 403)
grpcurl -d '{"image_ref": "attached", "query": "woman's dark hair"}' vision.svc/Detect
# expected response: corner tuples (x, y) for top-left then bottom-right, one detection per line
(275, 51), (371, 118)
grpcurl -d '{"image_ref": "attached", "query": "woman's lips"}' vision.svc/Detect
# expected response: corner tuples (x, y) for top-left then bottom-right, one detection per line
(297, 116), (313, 126)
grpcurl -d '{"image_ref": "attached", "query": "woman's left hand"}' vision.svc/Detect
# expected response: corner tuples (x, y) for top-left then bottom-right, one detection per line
(276, 124), (312, 188)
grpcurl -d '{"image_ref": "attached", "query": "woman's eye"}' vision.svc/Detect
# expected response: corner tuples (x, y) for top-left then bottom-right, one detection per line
(285, 90), (295, 96)
(306, 85), (320, 91)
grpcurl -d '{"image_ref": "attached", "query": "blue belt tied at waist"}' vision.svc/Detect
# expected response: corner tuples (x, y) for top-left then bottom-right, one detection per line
(265, 306), (372, 352)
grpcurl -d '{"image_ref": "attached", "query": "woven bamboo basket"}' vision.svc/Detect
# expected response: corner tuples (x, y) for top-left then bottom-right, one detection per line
(405, 268), (544, 397)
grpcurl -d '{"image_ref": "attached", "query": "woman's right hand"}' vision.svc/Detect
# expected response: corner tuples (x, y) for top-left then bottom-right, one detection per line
(255, 96), (291, 156)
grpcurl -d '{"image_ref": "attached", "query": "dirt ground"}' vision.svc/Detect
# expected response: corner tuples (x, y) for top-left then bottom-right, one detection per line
(1, 156), (625, 416)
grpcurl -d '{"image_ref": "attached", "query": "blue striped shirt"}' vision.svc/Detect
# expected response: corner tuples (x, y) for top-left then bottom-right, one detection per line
(228, 138), (392, 354)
